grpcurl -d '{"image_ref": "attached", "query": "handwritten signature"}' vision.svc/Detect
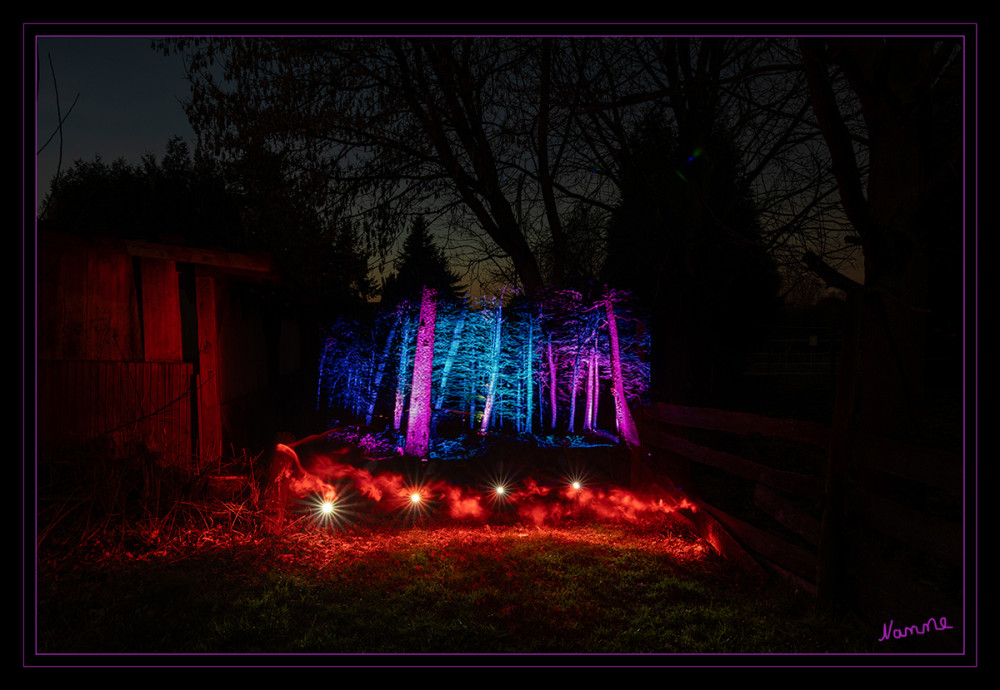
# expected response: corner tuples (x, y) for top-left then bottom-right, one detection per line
(878, 616), (954, 642)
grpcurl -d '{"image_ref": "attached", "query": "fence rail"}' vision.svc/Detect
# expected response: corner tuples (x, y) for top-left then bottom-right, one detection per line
(637, 402), (963, 630)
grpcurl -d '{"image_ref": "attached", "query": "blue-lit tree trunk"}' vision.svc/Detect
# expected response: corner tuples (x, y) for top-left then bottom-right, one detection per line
(366, 313), (398, 426)
(435, 304), (467, 412)
(317, 337), (333, 410)
(479, 300), (503, 434)
(564, 294), (596, 433)
(524, 314), (534, 434)
(393, 310), (414, 432)
(405, 286), (437, 457)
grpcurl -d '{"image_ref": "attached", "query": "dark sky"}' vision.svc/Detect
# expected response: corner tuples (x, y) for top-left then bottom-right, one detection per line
(34, 35), (196, 208)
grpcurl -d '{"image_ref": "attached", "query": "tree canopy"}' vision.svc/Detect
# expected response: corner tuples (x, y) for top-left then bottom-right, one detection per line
(158, 36), (851, 295)
(39, 135), (378, 309)
(39, 136), (242, 246)
(155, 33), (966, 418)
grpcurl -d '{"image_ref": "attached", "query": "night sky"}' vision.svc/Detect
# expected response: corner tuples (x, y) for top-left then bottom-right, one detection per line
(34, 35), (196, 207)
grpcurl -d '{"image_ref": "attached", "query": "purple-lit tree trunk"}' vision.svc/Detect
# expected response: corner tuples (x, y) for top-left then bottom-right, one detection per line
(604, 293), (640, 448)
(584, 345), (598, 432)
(566, 319), (590, 432)
(405, 286), (437, 457)
(568, 357), (580, 432)
(547, 333), (558, 431)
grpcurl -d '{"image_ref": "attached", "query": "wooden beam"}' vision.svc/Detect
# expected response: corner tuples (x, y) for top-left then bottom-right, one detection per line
(640, 424), (825, 500)
(86, 248), (141, 361)
(140, 257), (183, 362)
(701, 502), (818, 583)
(858, 434), (963, 494)
(195, 275), (222, 465)
(754, 483), (822, 546)
(854, 486), (963, 567)
(122, 238), (275, 273)
(643, 403), (830, 447)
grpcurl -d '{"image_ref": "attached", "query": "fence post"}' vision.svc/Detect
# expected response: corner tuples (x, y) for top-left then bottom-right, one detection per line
(817, 288), (861, 607)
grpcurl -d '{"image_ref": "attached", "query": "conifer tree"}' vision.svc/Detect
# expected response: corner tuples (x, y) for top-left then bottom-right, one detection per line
(380, 216), (463, 307)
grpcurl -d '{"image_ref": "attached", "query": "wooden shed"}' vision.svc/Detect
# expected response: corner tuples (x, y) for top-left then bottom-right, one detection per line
(35, 228), (310, 475)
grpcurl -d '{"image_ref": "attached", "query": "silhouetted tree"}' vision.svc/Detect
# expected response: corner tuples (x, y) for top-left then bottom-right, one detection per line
(160, 36), (861, 299)
(39, 136), (377, 311)
(799, 37), (963, 441)
(380, 216), (463, 306)
(604, 115), (781, 405)
(158, 37), (574, 292)
(39, 136), (242, 246)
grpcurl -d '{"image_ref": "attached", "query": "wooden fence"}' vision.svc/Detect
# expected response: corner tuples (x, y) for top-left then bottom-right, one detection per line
(636, 402), (963, 633)
(37, 359), (195, 472)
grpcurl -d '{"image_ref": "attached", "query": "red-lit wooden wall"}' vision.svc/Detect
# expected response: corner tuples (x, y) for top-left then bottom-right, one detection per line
(35, 230), (293, 473)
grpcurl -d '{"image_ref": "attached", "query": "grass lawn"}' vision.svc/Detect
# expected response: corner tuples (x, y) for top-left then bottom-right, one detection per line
(33, 502), (881, 661)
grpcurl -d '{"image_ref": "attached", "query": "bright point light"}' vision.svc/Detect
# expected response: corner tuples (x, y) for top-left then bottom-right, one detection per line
(571, 481), (582, 490)
(495, 485), (506, 496)
(410, 492), (422, 504)
(320, 501), (335, 514)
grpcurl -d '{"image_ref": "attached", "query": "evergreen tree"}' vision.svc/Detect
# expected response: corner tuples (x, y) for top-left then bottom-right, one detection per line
(604, 116), (780, 406)
(380, 216), (464, 306)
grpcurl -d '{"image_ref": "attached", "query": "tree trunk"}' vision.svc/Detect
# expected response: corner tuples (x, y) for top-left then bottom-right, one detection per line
(524, 315), (534, 434)
(547, 333), (558, 431)
(405, 287), (437, 457)
(604, 295), (640, 448)
(435, 306), (466, 411)
(393, 312), (413, 432)
(584, 346), (598, 432)
(367, 317), (397, 426)
(799, 37), (954, 442)
(479, 303), (503, 434)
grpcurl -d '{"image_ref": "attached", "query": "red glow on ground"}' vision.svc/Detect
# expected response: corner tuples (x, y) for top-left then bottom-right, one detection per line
(285, 453), (697, 532)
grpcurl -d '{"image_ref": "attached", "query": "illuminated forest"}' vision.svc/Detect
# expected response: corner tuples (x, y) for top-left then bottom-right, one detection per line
(318, 286), (649, 458)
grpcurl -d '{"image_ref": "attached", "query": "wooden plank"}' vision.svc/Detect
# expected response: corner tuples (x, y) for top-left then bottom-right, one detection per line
(86, 249), (141, 361)
(858, 434), (963, 494)
(753, 483), (821, 546)
(701, 502), (818, 583)
(644, 402), (830, 447)
(759, 559), (818, 597)
(37, 241), (65, 360)
(121, 238), (275, 274)
(853, 486), (963, 567)
(60, 245), (89, 359)
(36, 360), (193, 468)
(818, 287), (861, 607)
(140, 257), (184, 362)
(682, 501), (768, 582)
(640, 424), (824, 499)
(196, 276), (222, 465)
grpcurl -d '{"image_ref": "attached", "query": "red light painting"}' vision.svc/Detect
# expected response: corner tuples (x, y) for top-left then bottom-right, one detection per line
(285, 451), (695, 533)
